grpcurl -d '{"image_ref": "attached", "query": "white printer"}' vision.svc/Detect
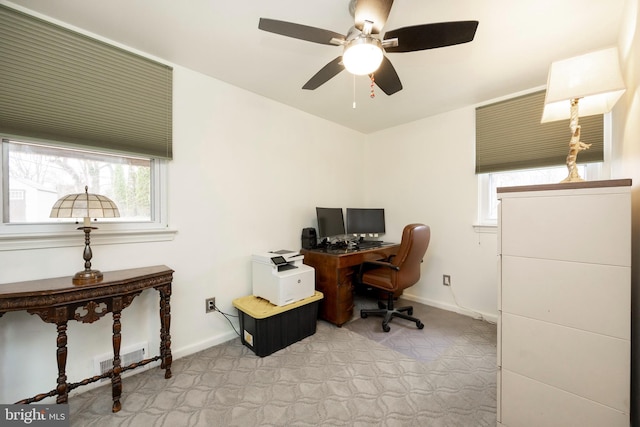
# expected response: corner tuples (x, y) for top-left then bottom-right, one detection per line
(252, 250), (315, 306)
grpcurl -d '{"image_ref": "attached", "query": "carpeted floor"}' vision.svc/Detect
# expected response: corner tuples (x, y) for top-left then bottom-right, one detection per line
(68, 298), (497, 426)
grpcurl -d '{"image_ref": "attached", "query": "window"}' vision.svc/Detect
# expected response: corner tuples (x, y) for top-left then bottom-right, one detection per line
(0, 5), (174, 250)
(0, 138), (172, 249)
(477, 164), (603, 225)
(3, 139), (154, 224)
(475, 90), (610, 228)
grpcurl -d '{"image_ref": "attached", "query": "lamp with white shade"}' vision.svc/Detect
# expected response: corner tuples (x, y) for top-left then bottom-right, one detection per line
(50, 186), (120, 285)
(541, 47), (626, 182)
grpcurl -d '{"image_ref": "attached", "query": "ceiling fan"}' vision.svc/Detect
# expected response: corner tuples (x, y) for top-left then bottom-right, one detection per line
(258, 0), (479, 96)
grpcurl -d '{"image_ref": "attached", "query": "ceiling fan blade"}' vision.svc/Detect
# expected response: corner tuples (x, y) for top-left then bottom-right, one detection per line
(354, 0), (394, 34)
(259, 18), (345, 45)
(372, 56), (402, 95)
(302, 57), (345, 90)
(384, 21), (479, 53)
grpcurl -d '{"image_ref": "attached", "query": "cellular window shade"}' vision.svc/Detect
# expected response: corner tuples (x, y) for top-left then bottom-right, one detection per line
(475, 90), (603, 173)
(0, 5), (173, 159)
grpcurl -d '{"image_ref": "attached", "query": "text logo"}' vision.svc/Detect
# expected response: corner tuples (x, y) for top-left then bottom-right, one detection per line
(1, 405), (69, 426)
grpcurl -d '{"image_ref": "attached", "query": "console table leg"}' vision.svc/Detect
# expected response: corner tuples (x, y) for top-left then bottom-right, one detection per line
(111, 301), (123, 413)
(55, 318), (68, 404)
(158, 285), (172, 379)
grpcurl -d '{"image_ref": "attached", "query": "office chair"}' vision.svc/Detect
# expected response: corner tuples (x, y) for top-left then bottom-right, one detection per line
(359, 223), (431, 332)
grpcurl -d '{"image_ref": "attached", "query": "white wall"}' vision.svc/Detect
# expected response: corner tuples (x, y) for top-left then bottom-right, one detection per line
(613, 0), (640, 423)
(364, 108), (498, 321)
(0, 65), (366, 403)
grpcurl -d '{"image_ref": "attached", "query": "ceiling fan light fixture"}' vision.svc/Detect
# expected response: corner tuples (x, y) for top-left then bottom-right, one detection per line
(258, 2), (479, 94)
(342, 37), (383, 75)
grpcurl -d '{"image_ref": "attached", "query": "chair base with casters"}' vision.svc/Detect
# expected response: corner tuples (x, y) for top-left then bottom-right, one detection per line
(360, 291), (425, 332)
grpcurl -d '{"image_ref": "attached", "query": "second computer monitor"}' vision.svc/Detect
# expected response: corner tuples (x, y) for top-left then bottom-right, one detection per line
(316, 207), (346, 239)
(346, 208), (386, 235)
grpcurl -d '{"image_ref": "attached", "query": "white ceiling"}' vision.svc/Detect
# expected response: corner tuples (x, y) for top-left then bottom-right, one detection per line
(4, 0), (625, 134)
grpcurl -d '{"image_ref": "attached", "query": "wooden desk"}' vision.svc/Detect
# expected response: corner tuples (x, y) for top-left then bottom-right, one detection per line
(0, 265), (173, 412)
(301, 244), (399, 326)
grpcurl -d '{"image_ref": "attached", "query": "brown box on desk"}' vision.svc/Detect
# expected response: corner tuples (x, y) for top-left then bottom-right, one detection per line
(232, 291), (323, 357)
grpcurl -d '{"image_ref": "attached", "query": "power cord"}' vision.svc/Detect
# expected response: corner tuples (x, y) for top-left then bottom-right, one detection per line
(212, 303), (241, 337)
(447, 283), (487, 322)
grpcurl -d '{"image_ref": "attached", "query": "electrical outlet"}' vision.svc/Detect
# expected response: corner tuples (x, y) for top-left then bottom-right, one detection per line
(443, 275), (451, 286)
(205, 297), (216, 313)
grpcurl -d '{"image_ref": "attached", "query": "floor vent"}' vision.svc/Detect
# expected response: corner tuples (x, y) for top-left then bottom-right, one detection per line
(94, 342), (149, 381)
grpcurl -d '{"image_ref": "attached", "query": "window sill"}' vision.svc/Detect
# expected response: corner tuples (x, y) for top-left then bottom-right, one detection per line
(473, 224), (497, 234)
(0, 227), (177, 251)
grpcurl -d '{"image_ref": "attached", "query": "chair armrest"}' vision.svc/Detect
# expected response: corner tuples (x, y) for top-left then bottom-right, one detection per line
(363, 260), (400, 271)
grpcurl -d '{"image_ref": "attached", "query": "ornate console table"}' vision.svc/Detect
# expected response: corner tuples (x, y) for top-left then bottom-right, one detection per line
(0, 265), (173, 412)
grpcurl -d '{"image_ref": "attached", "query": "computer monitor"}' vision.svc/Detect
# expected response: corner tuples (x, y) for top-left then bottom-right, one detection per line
(346, 208), (386, 235)
(315, 207), (346, 239)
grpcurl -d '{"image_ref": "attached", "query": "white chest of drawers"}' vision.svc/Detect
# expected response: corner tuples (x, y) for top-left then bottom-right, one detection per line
(497, 179), (631, 427)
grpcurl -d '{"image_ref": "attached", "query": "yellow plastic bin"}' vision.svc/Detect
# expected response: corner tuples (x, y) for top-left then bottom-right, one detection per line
(232, 291), (323, 357)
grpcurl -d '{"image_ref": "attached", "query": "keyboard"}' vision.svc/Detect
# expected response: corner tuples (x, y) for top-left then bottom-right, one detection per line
(357, 240), (383, 249)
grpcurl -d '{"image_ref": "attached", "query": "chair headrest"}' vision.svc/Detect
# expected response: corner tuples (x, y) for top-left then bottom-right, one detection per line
(392, 223), (431, 266)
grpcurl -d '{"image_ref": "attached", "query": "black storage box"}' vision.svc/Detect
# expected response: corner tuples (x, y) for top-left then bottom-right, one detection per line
(232, 291), (323, 357)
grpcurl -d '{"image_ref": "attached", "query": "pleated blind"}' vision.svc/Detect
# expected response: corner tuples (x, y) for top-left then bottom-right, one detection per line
(475, 90), (603, 173)
(0, 5), (173, 159)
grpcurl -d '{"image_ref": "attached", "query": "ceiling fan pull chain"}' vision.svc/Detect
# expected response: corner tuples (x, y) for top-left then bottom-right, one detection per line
(353, 73), (357, 109)
(370, 74), (376, 99)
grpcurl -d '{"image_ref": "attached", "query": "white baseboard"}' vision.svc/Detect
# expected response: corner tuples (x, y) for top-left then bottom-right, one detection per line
(401, 294), (498, 324)
(67, 330), (238, 400)
(172, 330), (238, 360)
